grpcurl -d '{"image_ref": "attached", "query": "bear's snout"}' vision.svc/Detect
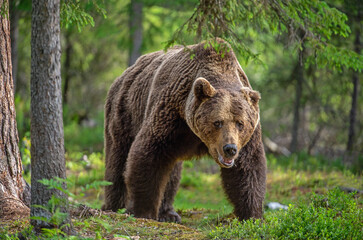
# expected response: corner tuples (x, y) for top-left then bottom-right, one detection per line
(223, 144), (237, 158)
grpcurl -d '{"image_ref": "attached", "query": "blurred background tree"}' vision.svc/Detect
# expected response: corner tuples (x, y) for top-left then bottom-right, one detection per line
(11, 0), (362, 169)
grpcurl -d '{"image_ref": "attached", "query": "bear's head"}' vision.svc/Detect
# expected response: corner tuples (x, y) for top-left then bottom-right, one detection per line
(186, 77), (260, 168)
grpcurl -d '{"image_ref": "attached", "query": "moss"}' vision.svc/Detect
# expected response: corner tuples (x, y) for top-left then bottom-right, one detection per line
(72, 212), (205, 239)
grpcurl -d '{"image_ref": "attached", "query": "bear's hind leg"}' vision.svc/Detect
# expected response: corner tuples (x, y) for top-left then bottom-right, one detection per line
(158, 162), (182, 223)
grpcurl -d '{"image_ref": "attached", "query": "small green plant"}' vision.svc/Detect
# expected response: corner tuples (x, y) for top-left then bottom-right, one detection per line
(38, 177), (111, 208)
(116, 209), (136, 223)
(27, 177), (112, 239)
(30, 178), (74, 238)
(113, 234), (132, 240)
(0, 223), (34, 240)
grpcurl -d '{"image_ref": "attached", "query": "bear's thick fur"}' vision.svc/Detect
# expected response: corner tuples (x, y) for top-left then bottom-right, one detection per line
(102, 39), (266, 223)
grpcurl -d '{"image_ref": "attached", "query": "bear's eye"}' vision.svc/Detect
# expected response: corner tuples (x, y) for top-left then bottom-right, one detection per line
(236, 121), (244, 131)
(214, 121), (223, 129)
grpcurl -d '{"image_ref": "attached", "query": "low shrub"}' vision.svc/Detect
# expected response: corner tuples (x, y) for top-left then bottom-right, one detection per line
(209, 188), (362, 239)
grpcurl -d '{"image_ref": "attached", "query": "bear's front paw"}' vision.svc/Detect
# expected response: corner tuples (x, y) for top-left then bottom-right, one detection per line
(158, 209), (181, 223)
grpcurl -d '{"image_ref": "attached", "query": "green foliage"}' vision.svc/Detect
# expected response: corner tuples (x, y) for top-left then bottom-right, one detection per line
(0, 0), (9, 18)
(23, 177), (111, 239)
(39, 176), (111, 209)
(60, 0), (107, 32)
(164, 0), (261, 62)
(31, 178), (75, 238)
(66, 152), (106, 208)
(306, 39), (363, 71)
(166, 0), (362, 70)
(38, 178), (73, 197)
(61, 2), (95, 31)
(30, 185), (70, 238)
(209, 188), (362, 239)
(0, 223), (34, 240)
(64, 113), (104, 153)
(14, 96), (30, 141)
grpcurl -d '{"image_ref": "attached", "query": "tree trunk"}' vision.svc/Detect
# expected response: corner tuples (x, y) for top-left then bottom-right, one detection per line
(0, 0), (30, 221)
(10, 0), (19, 93)
(308, 126), (324, 155)
(63, 30), (72, 105)
(290, 46), (305, 153)
(31, 0), (72, 233)
(128, 0), (143, 66)
(347, 12), (361, 152)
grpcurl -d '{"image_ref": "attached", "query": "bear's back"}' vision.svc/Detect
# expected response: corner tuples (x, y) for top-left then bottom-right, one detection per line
(107, 46), (188, 134)
(107, 39), (252, 135)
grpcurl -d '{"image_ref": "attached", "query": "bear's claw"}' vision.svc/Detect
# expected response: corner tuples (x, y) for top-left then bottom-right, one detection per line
(158, 209), (181, 223)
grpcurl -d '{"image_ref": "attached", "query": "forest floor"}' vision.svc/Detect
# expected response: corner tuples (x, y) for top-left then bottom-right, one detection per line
(1, 153), (362, 239)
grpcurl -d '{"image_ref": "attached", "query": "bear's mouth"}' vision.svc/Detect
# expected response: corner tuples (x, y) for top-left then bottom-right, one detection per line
(217, 153), (235, 168)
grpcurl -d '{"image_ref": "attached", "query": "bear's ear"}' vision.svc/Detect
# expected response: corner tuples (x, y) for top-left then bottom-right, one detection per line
(193, 77), (216, 101)
(248, 90), (261, 104)
(242, 87), (261, 104)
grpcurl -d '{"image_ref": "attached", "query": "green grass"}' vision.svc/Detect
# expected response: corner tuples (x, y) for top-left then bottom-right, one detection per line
(63, 113), (105, 153)
(209, 188), (363, 239)
(267, 151), (362, 173)
(265, 153), (362, 206)
(175, 159), (232, 212)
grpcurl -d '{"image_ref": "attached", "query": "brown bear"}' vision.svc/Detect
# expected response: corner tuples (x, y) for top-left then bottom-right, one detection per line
(102, 39), (266, 223)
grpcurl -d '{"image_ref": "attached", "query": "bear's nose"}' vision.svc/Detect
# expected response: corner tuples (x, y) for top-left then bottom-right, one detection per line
(223, 144), (237, 158)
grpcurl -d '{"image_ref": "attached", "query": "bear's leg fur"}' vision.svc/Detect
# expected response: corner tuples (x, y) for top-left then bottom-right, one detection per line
(124, 127), (178, 220)
(220, 128), (266, 220)
(102, 138), (133, 211)
(102, 112), (134, 211)
(158, 161), (182, 223)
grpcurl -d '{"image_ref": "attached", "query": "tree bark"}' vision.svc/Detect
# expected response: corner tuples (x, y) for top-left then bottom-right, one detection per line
(290, 46), (305, 153)
(0, 0), (30, 221)
(10, 0), (19, 93)
(31, 0), (72, 233)
(347, 11), (361, 152)
(128, 0), (143, 66)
